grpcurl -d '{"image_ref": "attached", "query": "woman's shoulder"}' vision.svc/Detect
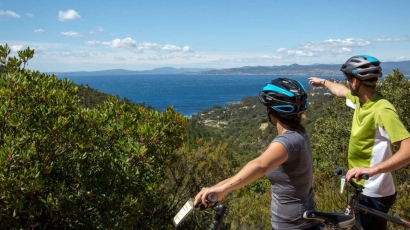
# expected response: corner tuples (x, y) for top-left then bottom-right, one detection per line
(275, 130), (306, 144)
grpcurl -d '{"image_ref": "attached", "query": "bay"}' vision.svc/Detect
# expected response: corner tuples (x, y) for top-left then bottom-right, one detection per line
(57, 74), (341, 117)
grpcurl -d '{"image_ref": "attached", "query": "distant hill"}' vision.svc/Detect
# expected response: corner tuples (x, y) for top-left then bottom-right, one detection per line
(49, 60), (410, 76)
(197, 61), (410, 76)
(49, 67), (214, 76)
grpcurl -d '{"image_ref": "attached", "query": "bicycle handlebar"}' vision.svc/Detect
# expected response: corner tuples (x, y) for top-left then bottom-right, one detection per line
(194, 194), (228, 230)
(195, 193), (218, 210)
(331, 167), (369, 180)
(331, 167), (369, 194)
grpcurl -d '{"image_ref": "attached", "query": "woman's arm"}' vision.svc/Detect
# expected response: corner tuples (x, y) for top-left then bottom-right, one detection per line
(194, 142), (288, 206)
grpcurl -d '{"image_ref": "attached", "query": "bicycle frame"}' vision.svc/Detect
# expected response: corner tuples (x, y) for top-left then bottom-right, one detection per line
(346, 179), (410, 228)
(303, 168), (410, 229)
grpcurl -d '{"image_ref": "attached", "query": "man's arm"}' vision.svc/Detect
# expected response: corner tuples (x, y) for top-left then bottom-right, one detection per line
(346, 138), (410, 181)
(308, 77), (349, 98)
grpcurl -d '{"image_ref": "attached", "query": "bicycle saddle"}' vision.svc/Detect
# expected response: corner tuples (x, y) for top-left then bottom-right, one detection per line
(303, 210), (355, 229)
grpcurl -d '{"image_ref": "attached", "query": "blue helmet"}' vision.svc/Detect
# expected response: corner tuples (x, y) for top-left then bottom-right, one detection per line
(340, 55), (382, 84)
(258, 78), (308, 115)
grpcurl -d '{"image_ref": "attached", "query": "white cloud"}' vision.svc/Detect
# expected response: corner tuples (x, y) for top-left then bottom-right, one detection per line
(102, 38), (139, 48)
(31, 46), (49, 56)
(162, 45), (193, 53)
(182, 46), (193, 52)
(396, 56), (409, 60)
(374, 37), (394, 42)
(84, 40), (100, 45)
(374, 35), (410, 42)
(139, 42), (162, 51)
(26, 13), (34, 17)
(86, 38), (195, 55)
(0, 10), (20, 18)
(299, 38), (370, 51)
(261, 55), (282, 59)
(61, 31), (83, 37)
(34, 29), (44, 33)
(114, 56), (127, 61)
(339, 47), (352, 53)
(55, 51), (92, 58)
(162, 44), (182, 52)
(58, 9), (81, 21)
(281, 38), (372, 58)
(10, 45), (23, 51)
(98, 26), (104, 32)
(287, 50), (315, 57)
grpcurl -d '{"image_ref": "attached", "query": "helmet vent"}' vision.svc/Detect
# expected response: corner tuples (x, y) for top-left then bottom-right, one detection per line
(360, 64), (370, 69)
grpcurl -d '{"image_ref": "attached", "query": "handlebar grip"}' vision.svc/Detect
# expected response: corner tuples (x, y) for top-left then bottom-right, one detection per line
(207, 193), (218, 203)
(348, 175), (368, 192)
(361, 174), (369, 180)
(333, 167), (345, 177)
(194, 193), (218, 210)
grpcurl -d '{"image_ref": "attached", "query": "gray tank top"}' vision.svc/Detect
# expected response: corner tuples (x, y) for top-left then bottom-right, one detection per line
(267, 130), (318, 229)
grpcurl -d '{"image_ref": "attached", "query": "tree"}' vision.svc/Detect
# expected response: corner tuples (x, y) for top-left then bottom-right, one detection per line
(0, 44), (188, 229)
(377, 70), (410, 223)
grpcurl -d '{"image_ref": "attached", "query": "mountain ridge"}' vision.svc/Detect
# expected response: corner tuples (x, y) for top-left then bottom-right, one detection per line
(50, 60), (410, 76)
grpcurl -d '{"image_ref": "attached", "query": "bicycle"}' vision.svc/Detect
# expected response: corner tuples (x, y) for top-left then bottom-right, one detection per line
(303, 167), (410, 229)
(172, 194), (229, 230)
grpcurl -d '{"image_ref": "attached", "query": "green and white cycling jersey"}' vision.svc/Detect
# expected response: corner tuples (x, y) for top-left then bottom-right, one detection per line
(346, 91), (410, 197)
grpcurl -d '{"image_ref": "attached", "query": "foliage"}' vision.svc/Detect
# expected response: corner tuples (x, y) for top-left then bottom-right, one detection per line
(0, 64), (6, 75)
(309, 71), (410, 227)
(0, 44), (188, 229)
(182, 87), (336, 229)
(1, 42), (409, 229)
(163, 138), (238, 229)
(185, 73), (410, 229)
(377, 70), (410, 226)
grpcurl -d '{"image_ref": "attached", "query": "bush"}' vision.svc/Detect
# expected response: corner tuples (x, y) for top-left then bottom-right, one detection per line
(0, 44), (188, 229)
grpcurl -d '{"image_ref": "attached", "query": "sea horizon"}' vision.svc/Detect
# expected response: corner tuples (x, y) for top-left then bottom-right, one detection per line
(57, 74), (343, 117)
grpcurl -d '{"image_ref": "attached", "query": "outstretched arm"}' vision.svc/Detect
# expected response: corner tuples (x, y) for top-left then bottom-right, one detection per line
(194, 142), (288, 206)
(308, 77), (349, 98)
(346, 138), (410, 181)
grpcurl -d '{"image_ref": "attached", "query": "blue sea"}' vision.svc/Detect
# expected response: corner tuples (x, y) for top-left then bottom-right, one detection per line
(57, 74), (341, 117)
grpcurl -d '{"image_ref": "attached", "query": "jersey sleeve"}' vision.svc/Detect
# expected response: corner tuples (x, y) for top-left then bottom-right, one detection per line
(376, 106), (410, 143)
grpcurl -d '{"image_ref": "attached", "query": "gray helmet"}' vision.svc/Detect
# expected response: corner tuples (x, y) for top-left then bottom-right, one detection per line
(340, 55), (382, 83)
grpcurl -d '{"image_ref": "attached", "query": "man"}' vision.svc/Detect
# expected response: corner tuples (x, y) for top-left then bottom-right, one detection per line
(308, 55), (410, 230)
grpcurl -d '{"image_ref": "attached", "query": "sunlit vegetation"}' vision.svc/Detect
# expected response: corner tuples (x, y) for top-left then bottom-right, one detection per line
(1, 44), (409, 229)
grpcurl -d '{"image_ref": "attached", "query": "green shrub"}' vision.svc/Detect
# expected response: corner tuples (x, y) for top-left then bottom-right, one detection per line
(0, 44), (188, 229)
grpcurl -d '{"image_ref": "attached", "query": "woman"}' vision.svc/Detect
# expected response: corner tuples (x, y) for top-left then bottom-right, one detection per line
(194, 78), (319, 229)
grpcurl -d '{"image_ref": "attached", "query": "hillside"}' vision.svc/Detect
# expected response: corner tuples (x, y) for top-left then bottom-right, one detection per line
(48, 60), (410, 76)
(197, 61), (410, 75)
(187, 86), (332, 163)
(49, 67), (214, 76)
(185, 72), (410, 229)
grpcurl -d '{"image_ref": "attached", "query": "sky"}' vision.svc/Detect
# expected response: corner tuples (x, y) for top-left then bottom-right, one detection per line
(1, 0), (410, 72)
